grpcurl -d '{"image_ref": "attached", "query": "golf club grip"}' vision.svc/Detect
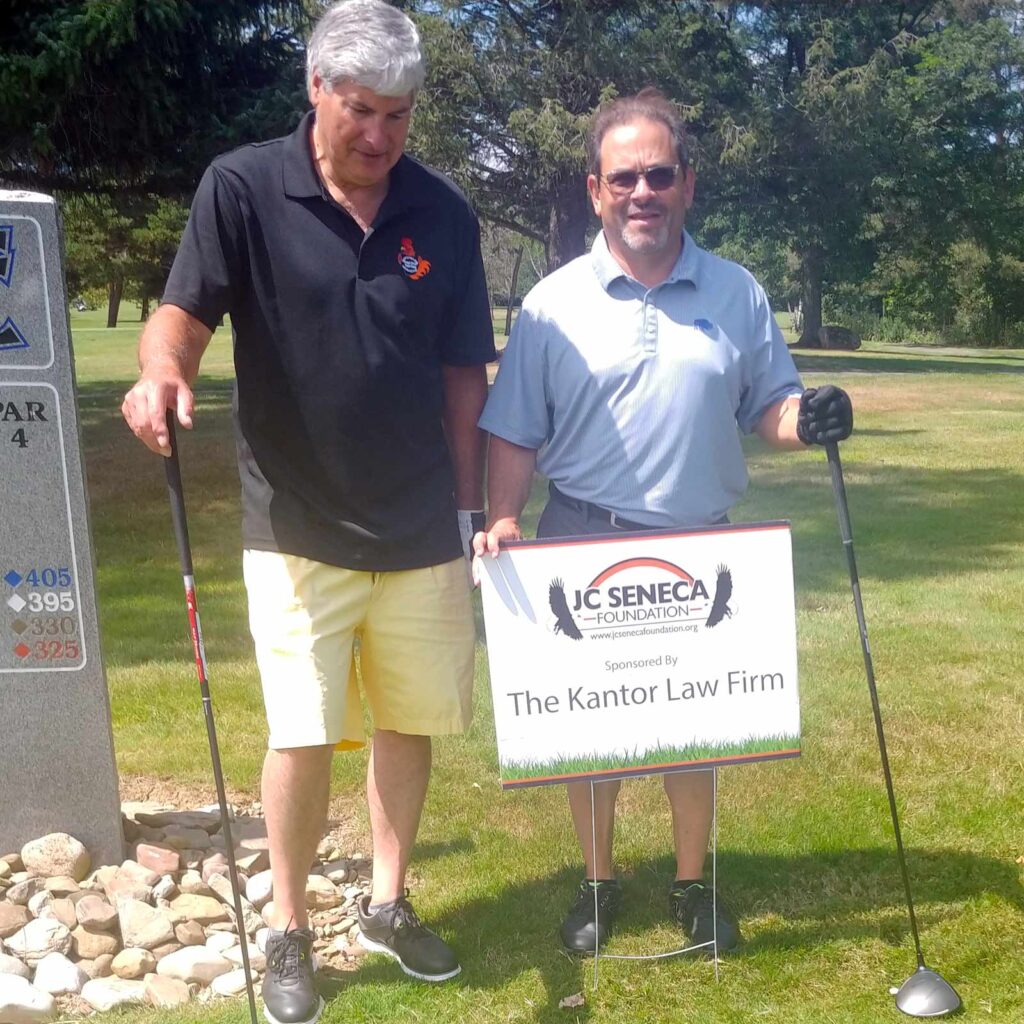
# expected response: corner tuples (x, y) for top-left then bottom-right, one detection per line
(163, 413), (194, 576)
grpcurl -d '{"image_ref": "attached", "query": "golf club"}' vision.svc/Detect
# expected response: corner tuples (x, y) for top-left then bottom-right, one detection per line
(825, 441), (961, 1018)
(163, 412), (259, 1024)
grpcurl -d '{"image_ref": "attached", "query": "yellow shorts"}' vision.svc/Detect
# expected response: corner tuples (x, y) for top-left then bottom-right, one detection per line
(243, 550), (475, 750)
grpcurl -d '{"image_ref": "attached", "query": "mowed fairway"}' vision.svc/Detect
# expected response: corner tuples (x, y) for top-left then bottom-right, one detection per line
(74, 305), (1024, 1023)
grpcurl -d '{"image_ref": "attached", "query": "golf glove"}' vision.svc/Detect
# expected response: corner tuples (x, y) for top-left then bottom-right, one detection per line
(458, 509), (485, 562)
(797, 385), (853, 446)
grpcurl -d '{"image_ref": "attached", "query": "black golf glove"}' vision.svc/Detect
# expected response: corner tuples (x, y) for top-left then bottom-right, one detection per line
(797, 385), (853, 446)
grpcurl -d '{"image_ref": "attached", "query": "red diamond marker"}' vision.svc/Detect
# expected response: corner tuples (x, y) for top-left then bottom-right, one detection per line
(14, 643), (30, 658)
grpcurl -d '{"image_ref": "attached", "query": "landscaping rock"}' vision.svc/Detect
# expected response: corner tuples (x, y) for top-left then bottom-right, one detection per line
(168, 894), (229, 926)
(4, 919), (72, 965)
(211, 968), (249, 996)
(200, 853), (229, 883)
(74, 895), (117, 931)
(5, 879), (44, 907)
(42, 898), (76, 931)
(162, 826), (211, 852)
(207, 874), (262, 933)
(224, 944), (265, 971)
(134, 810), (220, 833)
(305, 874), (340, 911)
(32, 952), (87, 995)
(178, 871), (214, 897)
(26, 892), (52, 918)
(321, 859), (352, 884)
(70, 925), (120, 960)
(174, 920), (206, 947)
(81, 954), (114, 980)
(0, 905), (32, 940)
(235, 848), (269, 874)
(134, 843), (180, 876)
(245, 870), (273, 909)
(149, 941), (182, 961)
(153, 875), (178, 901)
(205, 932), (236, 954)
(20, 835), (90, 883)
(117, 898), (175, 950)
(80, 976), (147, 1011)
(156, 946), (233, 985)
(111, 948), (157, 979)
(143, 972), (190, 1009)
(0, 952), (31, 979)
(41, 877), (78, 898)
(0, 973), (58, 1022)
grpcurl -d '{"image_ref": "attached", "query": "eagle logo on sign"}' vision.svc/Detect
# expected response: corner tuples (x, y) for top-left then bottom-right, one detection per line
(0, 225), (14, 288)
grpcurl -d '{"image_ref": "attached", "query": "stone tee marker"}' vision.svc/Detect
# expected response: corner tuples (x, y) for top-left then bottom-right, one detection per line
(0, 190), (122, 865)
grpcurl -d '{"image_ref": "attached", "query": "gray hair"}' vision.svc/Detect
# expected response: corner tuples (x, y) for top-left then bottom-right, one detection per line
(306, 0), (426, 97)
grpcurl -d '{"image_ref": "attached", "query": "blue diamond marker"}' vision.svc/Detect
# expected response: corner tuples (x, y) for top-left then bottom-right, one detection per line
(3, 570), (22, 588)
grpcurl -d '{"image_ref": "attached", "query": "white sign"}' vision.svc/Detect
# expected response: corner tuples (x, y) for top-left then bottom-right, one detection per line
(478, 522), (800, 788)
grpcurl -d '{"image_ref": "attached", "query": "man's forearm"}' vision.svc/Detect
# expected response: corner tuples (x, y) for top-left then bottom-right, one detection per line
(442, 364), (489, 508)
(138, 304), (212, 383)
(487, 435), (538, 527)
(755, 395), (805, 450)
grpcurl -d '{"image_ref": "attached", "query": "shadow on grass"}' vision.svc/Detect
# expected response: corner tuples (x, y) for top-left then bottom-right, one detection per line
(313, 846), (1019, 1018)
(792, 353), (1024, 376)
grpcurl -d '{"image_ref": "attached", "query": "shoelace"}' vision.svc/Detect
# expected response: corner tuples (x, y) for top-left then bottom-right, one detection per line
(572, 882), (619, 913)
(389, 898), (426, 936)
(671, 884), (711, 926)
(267, 929), (308, 981)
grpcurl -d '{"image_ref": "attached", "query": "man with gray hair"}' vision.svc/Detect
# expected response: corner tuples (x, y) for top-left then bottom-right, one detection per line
(121, 2), (494, 1020)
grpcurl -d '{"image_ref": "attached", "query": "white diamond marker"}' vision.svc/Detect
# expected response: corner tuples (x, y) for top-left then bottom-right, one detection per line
(6, 594), (26, 612)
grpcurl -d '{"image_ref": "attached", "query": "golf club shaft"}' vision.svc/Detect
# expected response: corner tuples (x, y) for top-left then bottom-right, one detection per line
(825, 441), (925, 967)
(164, 414), (259, 1024)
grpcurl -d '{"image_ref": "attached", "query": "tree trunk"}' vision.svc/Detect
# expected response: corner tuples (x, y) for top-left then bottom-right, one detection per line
(106, 276), (124, 328)
(504, 246), (524, 336)
(796, 247), (823, 347)
(140, 294), (151, 321)
(547, 174), (589, 273)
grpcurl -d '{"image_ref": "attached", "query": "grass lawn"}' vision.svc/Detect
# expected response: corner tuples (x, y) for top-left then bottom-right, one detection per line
(72, 305), (1024, 1022)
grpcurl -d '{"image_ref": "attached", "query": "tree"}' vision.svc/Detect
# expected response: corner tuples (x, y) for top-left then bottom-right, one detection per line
(410, 1), (750, 270)
(871, 11), (1024, 342)
(1, 1), (310, 195)
(62, 194), (188, 326)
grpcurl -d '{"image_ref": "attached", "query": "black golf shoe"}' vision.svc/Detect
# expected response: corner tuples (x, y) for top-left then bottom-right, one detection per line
(559, 878), (623, 954)
(262, 925), (323, 1024)
(669, 881), (741, 954)
(357, 893), (461, 981)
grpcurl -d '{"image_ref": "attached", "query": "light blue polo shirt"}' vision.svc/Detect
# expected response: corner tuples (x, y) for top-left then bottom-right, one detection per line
(479, 230), (803, 527)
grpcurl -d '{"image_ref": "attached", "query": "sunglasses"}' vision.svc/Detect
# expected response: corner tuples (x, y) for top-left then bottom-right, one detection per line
(600, 163), (682, 195)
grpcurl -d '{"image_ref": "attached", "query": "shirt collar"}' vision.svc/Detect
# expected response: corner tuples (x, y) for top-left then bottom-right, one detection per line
(282, 111), (421, 216)
(590, 229), (703, 291)
(281, 111), (322, 198)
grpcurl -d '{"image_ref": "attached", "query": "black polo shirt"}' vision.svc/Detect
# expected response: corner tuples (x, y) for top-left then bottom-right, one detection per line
(162, 112), (496, 571)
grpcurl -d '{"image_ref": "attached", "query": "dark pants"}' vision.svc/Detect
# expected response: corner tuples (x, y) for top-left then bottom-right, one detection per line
(537, 483), (725, 540)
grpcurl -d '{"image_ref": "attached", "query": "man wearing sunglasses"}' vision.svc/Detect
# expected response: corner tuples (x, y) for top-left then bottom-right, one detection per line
(475, 89), (852, 955)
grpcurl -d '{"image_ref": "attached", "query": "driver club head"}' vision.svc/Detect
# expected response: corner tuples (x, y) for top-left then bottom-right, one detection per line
(893, 965), (962, 1018)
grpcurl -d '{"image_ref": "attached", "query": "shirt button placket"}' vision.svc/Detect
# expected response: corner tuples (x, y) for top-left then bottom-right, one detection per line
(642, 292), (658, 354)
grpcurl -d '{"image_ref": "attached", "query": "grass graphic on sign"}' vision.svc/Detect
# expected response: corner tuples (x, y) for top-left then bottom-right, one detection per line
(501, 734), (801, 783)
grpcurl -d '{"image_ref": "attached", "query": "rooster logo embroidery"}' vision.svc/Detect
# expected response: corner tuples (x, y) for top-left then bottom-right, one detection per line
(705, 564), (733, 628)
(397, 237), (431, 280)
(549, 578), (583, 640)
